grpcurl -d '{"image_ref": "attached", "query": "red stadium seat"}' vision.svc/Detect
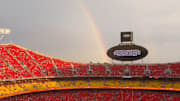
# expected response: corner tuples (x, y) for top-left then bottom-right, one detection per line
(53, 59), (73, 76)
(27, 50), (57, 76)
(91, 64), (106, 76)
(2, 90), (180, 101)
(108, 65), (125, 76)
(0, 43), (179, 89)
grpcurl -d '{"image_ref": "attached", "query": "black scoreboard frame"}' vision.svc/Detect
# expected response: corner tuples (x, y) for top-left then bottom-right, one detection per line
(107, 44), (148, 61)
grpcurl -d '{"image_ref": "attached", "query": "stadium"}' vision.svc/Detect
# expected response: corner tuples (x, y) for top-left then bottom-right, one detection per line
(0, 32), (179, 101)
(0, 1), (180, 100)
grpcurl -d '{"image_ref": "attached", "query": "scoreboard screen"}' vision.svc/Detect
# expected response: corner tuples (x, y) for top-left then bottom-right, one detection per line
(121, 32), (133, 42)
(113, 49), (141, 57)
(107, 44), (148, 61)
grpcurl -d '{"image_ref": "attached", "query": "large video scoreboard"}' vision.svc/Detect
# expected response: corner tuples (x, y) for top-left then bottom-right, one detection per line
(107, 32), (148, 61)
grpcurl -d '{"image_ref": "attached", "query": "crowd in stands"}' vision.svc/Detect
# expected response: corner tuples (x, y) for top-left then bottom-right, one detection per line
(2, 89), (180, 101)
(0, 44), (179, 81)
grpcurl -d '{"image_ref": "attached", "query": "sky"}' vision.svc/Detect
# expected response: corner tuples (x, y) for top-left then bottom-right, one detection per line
(0, 0), (180, 64)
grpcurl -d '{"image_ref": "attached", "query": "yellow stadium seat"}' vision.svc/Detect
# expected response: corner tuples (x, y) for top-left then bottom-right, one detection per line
(125, 80), (142, 87)
(89, 80), (104, 87)
(6, 84), (24, 93)
(145, 80), (164, 88)
(20, 83), (35, 91)
(0, 86), (12, 95)
(44, 81), (60, 88)
(106, 80), (123, 87)
(166, 82), (173, 88)
(74, 80), (88, 87)
(31, 82), (47, 89)
(173, 82), (180, 88)
(59, 81), (74, 87)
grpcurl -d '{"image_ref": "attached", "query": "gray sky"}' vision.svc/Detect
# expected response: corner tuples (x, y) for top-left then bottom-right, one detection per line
(0, 0), (180, 63)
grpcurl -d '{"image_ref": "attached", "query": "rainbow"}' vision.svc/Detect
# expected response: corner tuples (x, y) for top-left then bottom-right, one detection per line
(79, 1), (109, 63)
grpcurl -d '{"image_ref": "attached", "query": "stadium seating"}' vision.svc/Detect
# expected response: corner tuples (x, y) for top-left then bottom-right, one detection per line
(31, 80), (47, 90)
(0, 78), (179, 99)
(89, 80), (104, 87)
(108, 65), (125, 76)
(91, 64), (106, 76)
(59, 80), (74, 87)
(0, 44), (179, 100)
(6, 84), (24, 93)
(19, 82), (35, 91)
(148, 64), (167, 77)
(53, 58), (73, 76)
(106, 80), (123, 87)
(144, 80), (164, 88)
(168, 81), (180, 89)
(74, 80), (89, 87)
(74, 64), (89, 76)
(128, 65), (145, 76)
(0, 85), (12, 95)
(1, 90), (180, 101)
(27, 50), (57, 76)
(44, 81), (60, 88)
(0, 44), (179, 80)
(4, 45), (42, 78)
(125, 80), (142, 87)
(169, 63), (180, 77)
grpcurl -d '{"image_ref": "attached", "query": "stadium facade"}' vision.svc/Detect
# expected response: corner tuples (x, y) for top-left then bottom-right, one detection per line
(0, 44), (179, 101)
